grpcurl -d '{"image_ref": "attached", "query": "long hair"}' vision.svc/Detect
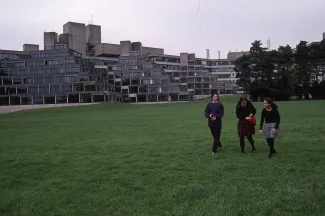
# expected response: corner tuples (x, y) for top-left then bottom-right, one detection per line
(264, 97), (278, 109)
(236, 96), (252, 108)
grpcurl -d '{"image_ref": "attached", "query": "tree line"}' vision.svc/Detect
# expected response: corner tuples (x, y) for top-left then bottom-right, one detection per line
(234, 39), (325, 101)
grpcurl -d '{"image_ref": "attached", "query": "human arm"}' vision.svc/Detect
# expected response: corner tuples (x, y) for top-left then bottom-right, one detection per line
(274, 109), (280, 129)
(204, 103), (212, 118)
(259, 109), (265, 130)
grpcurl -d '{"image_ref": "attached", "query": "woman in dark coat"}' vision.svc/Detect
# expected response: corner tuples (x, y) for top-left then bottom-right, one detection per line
(236, 97), (256, 153)
(204, 93), (224, 155)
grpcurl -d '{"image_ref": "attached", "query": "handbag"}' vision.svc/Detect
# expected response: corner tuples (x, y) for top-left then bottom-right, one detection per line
(249, 115), (256, 125)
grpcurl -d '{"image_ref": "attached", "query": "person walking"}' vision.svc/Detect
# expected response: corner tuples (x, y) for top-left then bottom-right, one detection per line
(236, 97), (257, 153)
(259, 98), (281, 158)
(204, 93), (224, 155)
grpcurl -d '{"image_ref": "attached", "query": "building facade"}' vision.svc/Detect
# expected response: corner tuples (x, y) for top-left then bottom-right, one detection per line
(1, 21), (246, 105)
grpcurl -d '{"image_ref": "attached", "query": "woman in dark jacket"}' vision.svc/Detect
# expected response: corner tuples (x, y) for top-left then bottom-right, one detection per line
(236, 97), (256, 153)
(204, 93), (224, 155)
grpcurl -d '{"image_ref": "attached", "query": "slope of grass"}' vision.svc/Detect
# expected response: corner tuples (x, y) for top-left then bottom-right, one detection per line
(1, 97), (325, 216)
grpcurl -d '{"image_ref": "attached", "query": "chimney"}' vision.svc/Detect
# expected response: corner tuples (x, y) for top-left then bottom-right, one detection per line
(218, 51), (220, 59)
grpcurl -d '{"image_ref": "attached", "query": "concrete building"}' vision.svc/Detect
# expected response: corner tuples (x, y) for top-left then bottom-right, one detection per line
(44, 32), (58, 50)
(0, 21), (248, 105)
(63, 22), (87, 56)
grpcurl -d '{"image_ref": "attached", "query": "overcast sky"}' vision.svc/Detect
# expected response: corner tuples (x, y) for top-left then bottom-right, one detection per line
(0, 0), (324, 58)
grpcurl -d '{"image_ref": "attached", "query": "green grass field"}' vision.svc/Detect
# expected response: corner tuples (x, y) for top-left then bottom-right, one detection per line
(1, 96), (325, 216)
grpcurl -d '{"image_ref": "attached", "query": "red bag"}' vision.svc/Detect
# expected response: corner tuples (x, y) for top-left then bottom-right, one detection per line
(249, 115), (256, 125)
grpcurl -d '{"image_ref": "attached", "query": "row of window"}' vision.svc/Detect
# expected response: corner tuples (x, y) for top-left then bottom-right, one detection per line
(1, 75), (93, 85)
(0, 67), (82, 76)
(2, 59), (77, 68)
(0, 83), (99, 95)
(0, 94), (111, 106)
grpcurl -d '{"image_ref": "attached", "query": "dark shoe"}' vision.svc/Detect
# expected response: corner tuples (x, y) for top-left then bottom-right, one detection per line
(272, 149), (276, 154)
(268, 153), (272, 158)
(252, 146), (256, 152)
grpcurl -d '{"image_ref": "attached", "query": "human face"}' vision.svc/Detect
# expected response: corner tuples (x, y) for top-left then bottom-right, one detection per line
(241, 100), (247, 107)
(212, 94), (218, 102)
(264, 100), (271, 108)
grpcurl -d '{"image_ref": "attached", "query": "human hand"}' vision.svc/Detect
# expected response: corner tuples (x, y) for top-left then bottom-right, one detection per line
(245, 117), (251, 120)
(259, 130), (263, 134)
(271, 128), (277, 134)
(212, 116), (216, 121)
(249, 114), (253, 117)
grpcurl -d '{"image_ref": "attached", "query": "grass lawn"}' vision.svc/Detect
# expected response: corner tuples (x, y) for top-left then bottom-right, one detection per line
(1, 96), (325, 216)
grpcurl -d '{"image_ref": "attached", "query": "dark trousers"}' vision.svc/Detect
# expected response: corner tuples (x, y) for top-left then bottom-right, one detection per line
(209, 126), (222, 153)
(239, 136), (255, 153)
(266, 138), (276, 153)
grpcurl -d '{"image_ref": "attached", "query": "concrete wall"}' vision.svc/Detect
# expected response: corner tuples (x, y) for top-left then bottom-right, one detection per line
(142, 46), (164, 55)
(120, 41), (131, 56)
(59, 33), (73, 48)
(44, 32), (58, 50)
(180, 53), (188, 66)
(23, 44), (39, 52)
(86, 24), (101, 45)
(188, 53), (196, 61)
(131, 42), (143, 55)
(93, 43), (121, 56)
(63, 22), (86, 56)
(227, 51), (249, 60)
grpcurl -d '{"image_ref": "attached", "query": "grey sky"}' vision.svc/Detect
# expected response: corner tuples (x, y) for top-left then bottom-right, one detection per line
(1, 0), (324, 58)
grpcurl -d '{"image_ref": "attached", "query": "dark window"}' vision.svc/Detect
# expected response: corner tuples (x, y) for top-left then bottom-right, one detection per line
(13, 77), (22, 84)
(44, 95), (55, 104)
(28, 86), (38, 94)
(33, 96), (43, 104)
(61, 84), (72, 93)
(30, 69), (38, 75)
(3, 77), (12, 85)
(39, 85), (49, 94)
(10, 69), (19, 75)
(54, 75), (66, 83)
(21, 96), (33, 105)
(61, 67), (71, 73)
(34, 76), (44, 84)
(56, 94), (67, 104)
(50, 68), (60, 74)
(50, 85), (61, 93)
(45, 76), (55, 83)
(17, 86), (28, 94)
(71, 67), (80, 73)
(19, 69), (28, 75)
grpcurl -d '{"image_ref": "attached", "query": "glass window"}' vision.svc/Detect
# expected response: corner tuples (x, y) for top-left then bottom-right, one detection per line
(34, 76), (44, 84)
(80, 76), (89, 82)
(19, 69), (28, 75)
(33, 96), (43, 104)
(61, 67), (71, 73)
(45, 76), (55, 83)
(21, 96), (33, 105)
(56, 94), (67, 104)
(28, 86), (38, 94)
(66, 59), (75, 64)
(39, 85), (49, 93)
(3, 77), (12, 85)
(71, 67), (80, 73)
(50, 85), (61, 93)
(54, 75), (66, 83)
(61, 84), (72, 92)
(17, 86), (28, 94)
(31, 53), (39, 59)
(29, 68), (38, 74)
(50, 68), (60, 74)
(66, 75), (78, 82)
(13, 77), (22, 84)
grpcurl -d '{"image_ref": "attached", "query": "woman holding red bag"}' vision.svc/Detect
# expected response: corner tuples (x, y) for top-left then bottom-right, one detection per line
(236, 97), (257, 153)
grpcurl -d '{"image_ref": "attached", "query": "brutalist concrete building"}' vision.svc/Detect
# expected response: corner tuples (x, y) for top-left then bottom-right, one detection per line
(0, 21), (245, 105)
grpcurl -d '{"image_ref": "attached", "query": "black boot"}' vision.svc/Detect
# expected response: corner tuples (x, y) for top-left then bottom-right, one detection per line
(240, 137), (245, 153)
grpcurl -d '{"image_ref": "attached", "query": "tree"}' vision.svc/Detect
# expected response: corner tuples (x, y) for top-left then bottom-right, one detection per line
(234, 54), (252, 95)
(293, 41), (312, 99)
